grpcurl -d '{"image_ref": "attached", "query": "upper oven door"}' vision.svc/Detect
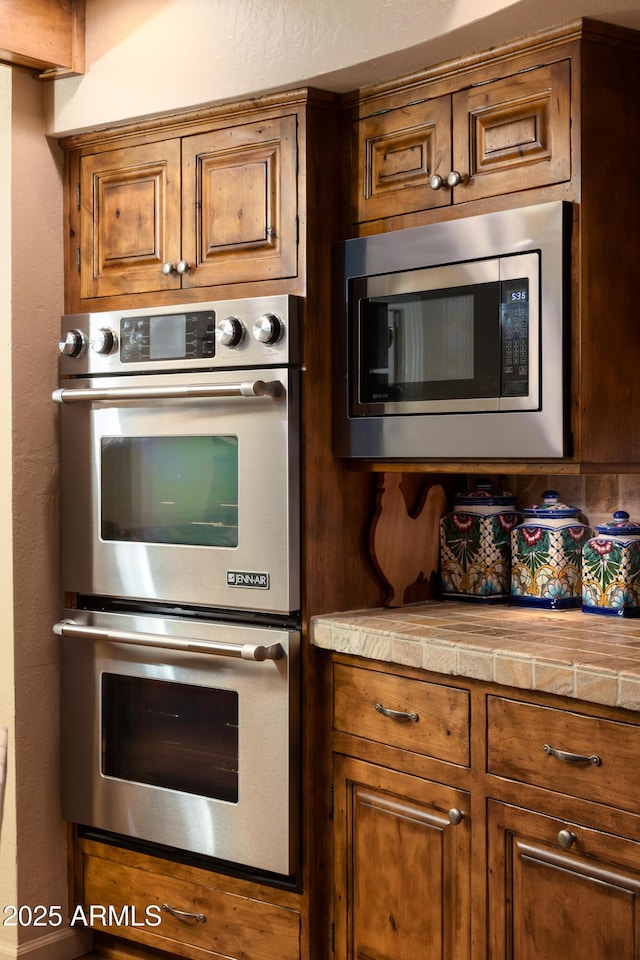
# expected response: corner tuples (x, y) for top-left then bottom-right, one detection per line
(56, 367), (299, 615)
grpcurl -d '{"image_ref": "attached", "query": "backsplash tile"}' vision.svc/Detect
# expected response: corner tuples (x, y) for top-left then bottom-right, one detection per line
(506, 475), (640, 528)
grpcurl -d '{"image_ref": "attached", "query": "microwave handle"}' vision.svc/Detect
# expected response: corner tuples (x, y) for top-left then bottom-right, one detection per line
(52, 379), (283, 404)
(53, 619), (284, 662)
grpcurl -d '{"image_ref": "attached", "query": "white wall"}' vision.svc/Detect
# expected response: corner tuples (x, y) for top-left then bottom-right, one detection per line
(47, 0), (640, 136)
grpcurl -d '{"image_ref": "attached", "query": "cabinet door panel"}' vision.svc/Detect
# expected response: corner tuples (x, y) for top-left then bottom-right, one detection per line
(79, 140), (182, 299)
(453, 60), (571, 202)
(334, 755), (470, 960)
(182, 115), (298, 287)
(488, 801), (640, 960)
(355, 97), (453, 223)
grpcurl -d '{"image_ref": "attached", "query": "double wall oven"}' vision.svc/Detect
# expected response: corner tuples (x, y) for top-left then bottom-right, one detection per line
(54, 295), (301, 879)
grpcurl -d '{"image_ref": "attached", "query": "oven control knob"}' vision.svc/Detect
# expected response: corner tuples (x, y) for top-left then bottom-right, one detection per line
(91, 327), (117, 356)
(215, 316), (245, 348)
(253, 313), (284, 345)
(58, 329), (87, 358)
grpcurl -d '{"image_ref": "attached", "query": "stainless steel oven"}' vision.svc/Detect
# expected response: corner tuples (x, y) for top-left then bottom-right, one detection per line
(56, 607), (300, 876)
(54, 295), (302, 877)
(54, 295), (300, 616)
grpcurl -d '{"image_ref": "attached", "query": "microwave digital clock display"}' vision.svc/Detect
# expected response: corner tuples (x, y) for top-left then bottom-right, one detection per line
(500, 278), (529, 398)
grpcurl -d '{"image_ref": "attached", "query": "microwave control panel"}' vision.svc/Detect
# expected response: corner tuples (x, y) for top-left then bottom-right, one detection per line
(500, 278), (529, 397)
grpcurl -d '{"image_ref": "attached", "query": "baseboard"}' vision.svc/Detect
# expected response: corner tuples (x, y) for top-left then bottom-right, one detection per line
(0, 927), (91, 960)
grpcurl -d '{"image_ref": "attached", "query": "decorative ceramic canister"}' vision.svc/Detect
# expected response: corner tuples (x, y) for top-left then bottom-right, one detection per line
(440, 479), (520, 602)
(582, 511), (640, 617)
(510, 490), (591, 609)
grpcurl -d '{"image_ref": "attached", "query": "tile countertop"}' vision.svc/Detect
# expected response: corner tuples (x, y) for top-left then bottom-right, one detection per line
(310, 602), (640, 713)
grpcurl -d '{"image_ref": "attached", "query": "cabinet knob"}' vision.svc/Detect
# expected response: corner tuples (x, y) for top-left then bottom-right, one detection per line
(176, 260), (191, 275)
(161, 262), (176, 276)
(429, 171), (465, 191)
(448, 808), (465, 825)
(557, 828), (576, 849)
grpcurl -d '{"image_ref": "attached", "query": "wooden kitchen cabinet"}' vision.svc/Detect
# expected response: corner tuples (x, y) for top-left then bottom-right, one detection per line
(74, 114), (297, 303)
(488, 801), (640, 960)
(354, 59), (570, 225)
(332, 660), (472, 960)
(76, 838), (301, 960)
(331, 653), (640, 960)
(333, 756), (471, 960)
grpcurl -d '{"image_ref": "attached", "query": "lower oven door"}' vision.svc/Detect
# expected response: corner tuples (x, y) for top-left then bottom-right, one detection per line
(58, 609), (300, 877)
(55, 367), (299, 616)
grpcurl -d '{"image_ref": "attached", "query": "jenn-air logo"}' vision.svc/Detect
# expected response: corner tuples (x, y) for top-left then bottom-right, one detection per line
(227, 570), (270, 589)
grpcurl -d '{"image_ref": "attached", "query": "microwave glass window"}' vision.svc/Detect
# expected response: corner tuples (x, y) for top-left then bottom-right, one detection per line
(357, 283), (502, 405)
(101, 436), (238, 547)
(102, 674), (239, 803)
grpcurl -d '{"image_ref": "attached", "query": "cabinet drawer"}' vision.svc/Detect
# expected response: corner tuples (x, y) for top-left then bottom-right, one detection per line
(82, 854), (300, 960)
(487, 697), (640, 814)
(334, 663), (470, 766)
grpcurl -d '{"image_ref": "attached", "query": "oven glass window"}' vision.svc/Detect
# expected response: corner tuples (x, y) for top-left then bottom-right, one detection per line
(102, 674), (239, 802)
(101, 436), (238, 547)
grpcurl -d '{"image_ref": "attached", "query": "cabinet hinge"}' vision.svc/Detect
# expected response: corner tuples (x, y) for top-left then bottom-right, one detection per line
(330, 920), (335, 954)
(329, 781), (334, 821)
(295, 141), (299, 175)
(76, 247), (81, 273)
(76, 182), (81, 210)
(296, 215), (299, 246)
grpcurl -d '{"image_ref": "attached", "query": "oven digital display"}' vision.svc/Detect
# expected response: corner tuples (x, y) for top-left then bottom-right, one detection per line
(100, 435), (239, 547)
(149, 313), (186, 359)
(120, 310), (216, 362)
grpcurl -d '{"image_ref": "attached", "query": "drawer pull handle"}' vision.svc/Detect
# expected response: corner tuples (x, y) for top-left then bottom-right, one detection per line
(375, 702), (419, 723)
(543, 743), (601, 766)
(162, 903), (206, 924)
(448, 808), (465, 825)
(557, 829), (576, 850)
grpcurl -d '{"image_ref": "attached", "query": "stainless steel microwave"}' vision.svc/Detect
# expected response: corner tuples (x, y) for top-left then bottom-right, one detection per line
(334, 201), (571, 459)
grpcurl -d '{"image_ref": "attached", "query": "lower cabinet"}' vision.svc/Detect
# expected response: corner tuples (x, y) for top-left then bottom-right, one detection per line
(75, 839), (301, 960)
(488, 802), (640, 960)
(331, 655), (640, 960)
(332, 756), (470, 960)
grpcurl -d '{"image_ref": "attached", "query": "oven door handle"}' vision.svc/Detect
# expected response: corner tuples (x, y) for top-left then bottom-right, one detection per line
(52, 380), (283, 404)
(53, 619), (284, 661)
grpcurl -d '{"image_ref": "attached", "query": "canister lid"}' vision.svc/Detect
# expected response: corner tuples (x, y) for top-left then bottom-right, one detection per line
(521, 490), (579, 519)
(453, 478), (515, 508)
(594, 510), (640, 535)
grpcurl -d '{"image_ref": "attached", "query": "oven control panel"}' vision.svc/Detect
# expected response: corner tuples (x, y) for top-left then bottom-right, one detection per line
(120, 310), (216, 364)
(57, 295), (300, 375)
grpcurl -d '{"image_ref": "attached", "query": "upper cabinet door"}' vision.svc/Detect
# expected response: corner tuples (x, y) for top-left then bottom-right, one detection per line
(79, 140), (182, 300)
(181, 115), (298, 288)
(452, 60), (571, 202)
(354, 96), (453, 223)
